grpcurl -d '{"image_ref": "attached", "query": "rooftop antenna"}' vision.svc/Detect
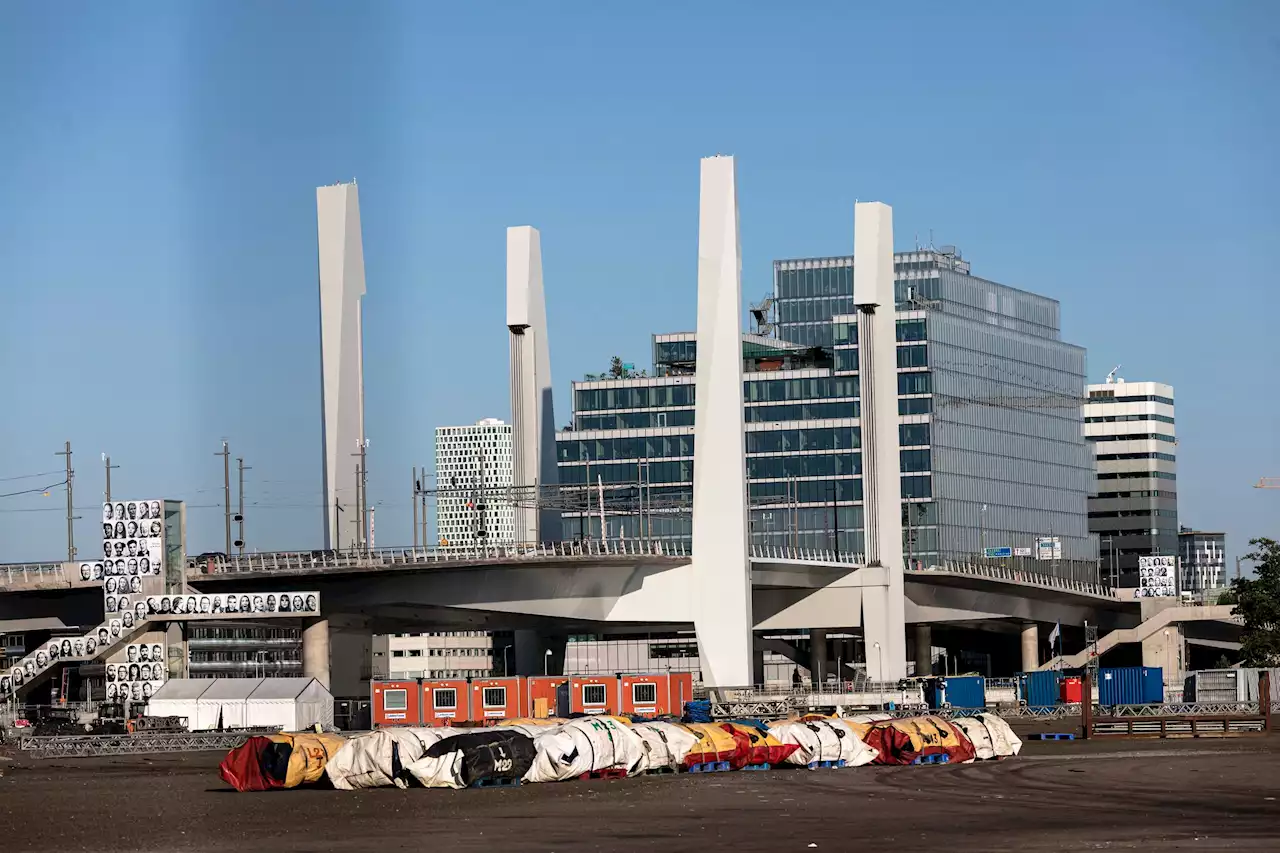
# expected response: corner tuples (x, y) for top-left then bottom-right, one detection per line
(928, 229), (935, 250)
(1105, 364), (1122, 384)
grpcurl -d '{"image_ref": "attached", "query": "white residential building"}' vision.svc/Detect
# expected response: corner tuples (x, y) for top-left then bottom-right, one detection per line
(435, 418), (515, 548)
(372, 631), (497, 680)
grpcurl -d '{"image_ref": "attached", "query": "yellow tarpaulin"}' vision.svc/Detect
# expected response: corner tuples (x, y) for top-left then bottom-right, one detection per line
(268, 732), (346, 789)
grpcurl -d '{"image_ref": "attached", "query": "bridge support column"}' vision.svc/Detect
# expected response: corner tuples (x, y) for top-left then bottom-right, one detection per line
(302, 617), (331, 690)
(808, 629), (828, 684)
(689, 155), (753, 688)
(514, 630), (565, 676)
(854, 201), (906, 682)
(1020, 622), (1039, 672)
(914, 624), (933, 677)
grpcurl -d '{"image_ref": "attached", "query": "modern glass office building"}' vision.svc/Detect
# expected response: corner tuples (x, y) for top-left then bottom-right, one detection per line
(557, 248), (1098, 575)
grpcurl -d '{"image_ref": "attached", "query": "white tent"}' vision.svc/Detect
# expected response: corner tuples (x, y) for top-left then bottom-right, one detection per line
(194, 678), (264, 730)
(245, 677), (334, 731)
(146, 679), (214, 726)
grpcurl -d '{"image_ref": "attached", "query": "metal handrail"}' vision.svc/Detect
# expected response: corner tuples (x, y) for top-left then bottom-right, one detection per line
(913, 560), (1113, 598)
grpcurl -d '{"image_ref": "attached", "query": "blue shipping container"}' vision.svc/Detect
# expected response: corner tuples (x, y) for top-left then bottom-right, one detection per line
(1098, 666), (1164, 706)
(943, 676), (986, 709)
(1023, 670), (1061, 709)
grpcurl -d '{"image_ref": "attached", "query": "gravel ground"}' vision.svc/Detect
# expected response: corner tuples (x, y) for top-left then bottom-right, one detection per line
(0, 736), (1277, 852)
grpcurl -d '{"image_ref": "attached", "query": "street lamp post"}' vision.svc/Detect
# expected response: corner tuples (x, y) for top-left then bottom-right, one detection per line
(503, 645), (512, 677)
(873, 641), (884, 708)
(544, 648), (553, 677)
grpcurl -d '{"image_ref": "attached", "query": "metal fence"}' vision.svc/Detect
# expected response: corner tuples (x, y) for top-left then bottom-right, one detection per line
(915, 560), (1113, 598)
(0, 561), (72, 589)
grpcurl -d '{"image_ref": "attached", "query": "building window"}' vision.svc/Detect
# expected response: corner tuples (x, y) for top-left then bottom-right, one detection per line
(482, 687), (507, 708)
(632, 683), (657, 705)
(433, 688), (457, 709)
(383, 689), (407, 712)
(582, 684), (608, 706)
(408, 649), (422, 657)
(392, 650), (405, 658)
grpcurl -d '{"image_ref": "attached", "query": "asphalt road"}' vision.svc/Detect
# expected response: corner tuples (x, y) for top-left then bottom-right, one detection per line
(1, 737), (1277, 852)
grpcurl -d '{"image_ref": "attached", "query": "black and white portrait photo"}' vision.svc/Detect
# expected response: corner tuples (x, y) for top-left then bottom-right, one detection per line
(35, 651), (48, 668)
(150, 500), (161, 518)
(199, 596), (212, 614)
(126, 501), (137, 521)
(110, 620), (122, 638)
(60, 639), (72, 658)
(122, 611), (135, 630)
(92, 562), (104, 580)
(106, 682), (118, 700)
(104, 502), (115, 521)
(11, 667), (24, 687)
(113, 521), (126, 539)
(239, 595), (251, 613)
(85, 637), (97, 656)
(185, 596), (197, 613)
(150, 520), (162, 536)
(48, 642), (59, 661)
(80, 563), (92, 581)
(139, 501), (150, 520)
(96, 627), (109, 646)
(114, 502), (126, 521)
(106, 596), (118, 613)
(172, 596), (184, 614)
(292, 595), (304, 612)
(279, 595), (292, 613)
(129, 576), (142, 594)
(305, 594), (318, 612)
(23, 660), (35, 678)
(134, 602), (147, 621)
(152, 643), (163, 660)
(139, 557), (151, 574)
(106, 577), (119, 595)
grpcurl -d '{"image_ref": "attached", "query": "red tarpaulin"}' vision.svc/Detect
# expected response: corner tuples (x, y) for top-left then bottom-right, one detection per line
(219, 736), (282, 793)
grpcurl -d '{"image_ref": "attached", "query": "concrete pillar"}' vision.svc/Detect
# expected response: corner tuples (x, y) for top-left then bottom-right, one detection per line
(1020, 622), (1039, 672)
(914, 624), (933, 677)
(809, 629), (828, 684)
(689, 155), (753, 688)
(855, 201), (906, 682)
(302, 617), (331, 690)
(1141, 624), (1183, 688)
(507, 225), (561, 542)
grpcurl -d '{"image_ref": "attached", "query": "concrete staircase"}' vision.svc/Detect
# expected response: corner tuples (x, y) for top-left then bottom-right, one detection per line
(1037, 604), (1239, 670)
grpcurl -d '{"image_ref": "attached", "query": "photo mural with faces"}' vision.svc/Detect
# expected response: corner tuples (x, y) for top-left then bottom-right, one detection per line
(145, 591), (321, 619)
(99, 500), (166, 621)
(105, 643), (167, 703)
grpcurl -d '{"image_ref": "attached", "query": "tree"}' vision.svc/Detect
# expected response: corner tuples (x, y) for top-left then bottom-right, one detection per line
(1229, 537), (1280, 666)
(608, 356), (625, 378)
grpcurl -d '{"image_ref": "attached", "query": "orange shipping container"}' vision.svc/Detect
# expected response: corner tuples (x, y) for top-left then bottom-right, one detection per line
(469, 677), (525, 722)
(569, 675), (618, 715)
(421, 678), (470, 725)
(527, 676), (569, 718)
(371, 680), (421, 727)
(618, 672), (694, 717)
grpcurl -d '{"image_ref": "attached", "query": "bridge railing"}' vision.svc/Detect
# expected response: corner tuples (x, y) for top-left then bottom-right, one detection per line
(0, 562), (71, 589)
(913, 560), (1112, 598)
(192, 538), (692, 575)
(748, 545), (864, 564)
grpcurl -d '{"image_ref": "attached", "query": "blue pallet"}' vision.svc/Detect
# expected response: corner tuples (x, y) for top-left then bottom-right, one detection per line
(687, 760), (730, 773)
(470, 776), (521, 789)
(910, 754), (950, 765)
(741, 763), (772, 772)
(1027, 732), (1075, 741)
(807, 759), (848, 770)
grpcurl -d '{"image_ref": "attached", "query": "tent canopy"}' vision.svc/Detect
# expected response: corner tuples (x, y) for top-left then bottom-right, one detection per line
(248, 678), (323, 701)
(149, 679), (217, 701)
(198, 678), (265, 700)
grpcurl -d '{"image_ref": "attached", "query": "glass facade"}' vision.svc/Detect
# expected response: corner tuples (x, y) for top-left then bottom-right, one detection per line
(557, 248), (1098, 577)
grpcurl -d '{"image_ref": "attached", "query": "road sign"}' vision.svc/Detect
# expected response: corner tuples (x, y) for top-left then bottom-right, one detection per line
(1036, 536), (1062, 561)
(1013, 547), (1033, 557)
(984, 547), (1012, 558)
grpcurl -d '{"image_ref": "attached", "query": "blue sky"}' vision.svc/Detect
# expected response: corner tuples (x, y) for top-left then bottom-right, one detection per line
(1, 1), (1276, 567)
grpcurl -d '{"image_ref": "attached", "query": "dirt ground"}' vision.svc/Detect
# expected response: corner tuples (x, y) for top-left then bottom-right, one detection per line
(1, 736), (1278, 852)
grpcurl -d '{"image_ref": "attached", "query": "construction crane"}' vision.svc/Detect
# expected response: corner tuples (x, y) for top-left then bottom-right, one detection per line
(1257, 478), (1280, 489)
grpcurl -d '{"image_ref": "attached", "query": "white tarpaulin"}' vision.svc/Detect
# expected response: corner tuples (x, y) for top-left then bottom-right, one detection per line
(631, 722), (698, 774)
(950, 718), (994, 761)
(976, 713), (1022, 757)
(326, 727), (457, 790)
(767, 719), (878, 767)
(405, 749), (465, 789)
(524, 717), (645, 783)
